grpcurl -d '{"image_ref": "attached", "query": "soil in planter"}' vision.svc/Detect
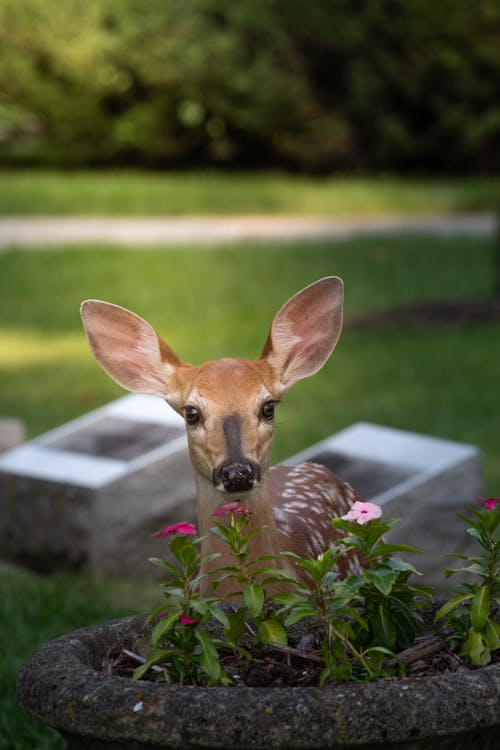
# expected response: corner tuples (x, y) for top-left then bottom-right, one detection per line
(102, 629), (499, 688)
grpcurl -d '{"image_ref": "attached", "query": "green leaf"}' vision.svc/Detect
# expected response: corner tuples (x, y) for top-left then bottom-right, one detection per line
(151, 610), (181, 647)
(391, 599), (421, 648)
(370, 605), (396, 650)
(147, 557), (179, 574)
(207, 604), (231, 630)
(343, 607), (368, 631)
(168, 534), (191, 560)
(272, 592), (307, 606)
(464, 629), (490, 666)
(435, 593), (474, 621)
(160, 586), (184, 600)
(284, 606), (316, 626)
(200, 552), (222, 566)
(224, 608), (246, 643)
(467, 527), (484, 543)
(445, 562), (488, 578)
(194, 629), (222, 683)
(255, 567), (299, 583)
(363, 568), (396, 596)
(364, 645), (394, 658)
(178, 542), (198, 568)
(190, 598), (209, 616)
(470, 586), (490, 631)
(484, 619), (500, 652)
(381, 557), (422, 575)
(258, 618), (287, 645)
(330, 518), (360, 533)
(373, 543), (421, 557)
(132, 649), (173, 680)
(243, 583), (265, 617)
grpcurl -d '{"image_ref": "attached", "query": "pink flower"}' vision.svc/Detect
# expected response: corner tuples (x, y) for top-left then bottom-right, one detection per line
(212, 502), (252, 520)
(152, 522), (197, 538)
(342, 501), (382, 525)
(478, 496), (500, 511)
(180, 615), (197, 626)
(157, 611), (197, 626)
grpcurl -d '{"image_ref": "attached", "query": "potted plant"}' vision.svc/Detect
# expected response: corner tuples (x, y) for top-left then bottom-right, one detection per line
(17, 499), (500, 750)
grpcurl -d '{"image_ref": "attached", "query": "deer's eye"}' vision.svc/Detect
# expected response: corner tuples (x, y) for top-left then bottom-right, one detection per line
(261, 400), (277, 421)
(184, 406), (201, 425)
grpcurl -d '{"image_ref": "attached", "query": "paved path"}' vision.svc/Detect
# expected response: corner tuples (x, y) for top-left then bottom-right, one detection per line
(0, 213), (496, 248)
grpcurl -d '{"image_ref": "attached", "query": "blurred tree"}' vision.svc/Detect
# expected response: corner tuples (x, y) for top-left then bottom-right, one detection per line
(0, 0), (498, 171)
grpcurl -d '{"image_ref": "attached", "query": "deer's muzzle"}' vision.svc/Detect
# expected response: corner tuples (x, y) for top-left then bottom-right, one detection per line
(213, 460), (260, 493)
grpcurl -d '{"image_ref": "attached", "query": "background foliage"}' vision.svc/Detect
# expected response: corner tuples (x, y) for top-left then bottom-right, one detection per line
(0, 0), (499, 172)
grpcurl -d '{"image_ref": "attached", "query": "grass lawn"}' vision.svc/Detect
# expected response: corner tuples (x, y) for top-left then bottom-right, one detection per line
(1, 170), (499, 215)
(1, 234), (499, 747)
(0, 563), (159, 749)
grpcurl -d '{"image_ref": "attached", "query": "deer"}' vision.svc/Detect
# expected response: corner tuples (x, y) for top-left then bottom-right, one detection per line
(80, 277), (364, 595)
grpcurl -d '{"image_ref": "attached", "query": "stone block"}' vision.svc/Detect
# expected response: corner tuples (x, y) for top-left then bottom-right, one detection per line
(0, 405), (485, 586)
(0, 417), (25, 453)
(285, 422), (484, 585)
(0, 394), (196, 577)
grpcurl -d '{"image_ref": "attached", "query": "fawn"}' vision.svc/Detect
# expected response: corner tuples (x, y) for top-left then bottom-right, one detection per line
(81, 277), (363, 594)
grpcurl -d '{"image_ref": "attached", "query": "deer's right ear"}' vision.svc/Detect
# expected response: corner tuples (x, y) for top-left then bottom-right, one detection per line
(80, 300), (184, 398)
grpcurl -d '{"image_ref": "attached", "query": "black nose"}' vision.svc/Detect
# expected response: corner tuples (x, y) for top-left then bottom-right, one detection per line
(215, 462), (256, 493)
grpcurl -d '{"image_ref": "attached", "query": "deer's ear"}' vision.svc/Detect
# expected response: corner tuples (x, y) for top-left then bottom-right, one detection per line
(260, 277), (343, 392)
(80, 300), (185, 399)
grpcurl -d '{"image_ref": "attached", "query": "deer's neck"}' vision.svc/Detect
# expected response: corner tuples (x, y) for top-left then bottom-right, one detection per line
(194, 473), (291, 596)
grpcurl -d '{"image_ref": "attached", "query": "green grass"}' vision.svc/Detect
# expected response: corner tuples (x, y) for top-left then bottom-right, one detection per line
(1, 170), (499, 215)
(0, 236), (498, 480)
(0, 563), (159, 750)
(1, 235), (499, 748)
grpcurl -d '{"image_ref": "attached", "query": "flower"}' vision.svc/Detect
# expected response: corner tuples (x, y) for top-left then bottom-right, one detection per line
(342, 501), (382, 525)
(152, 522), (197, 538)
(157, 611), (197, 626)
(180, 614), (197, 626)
(213, 502), (252, 520)
(478, 496), (500, 511)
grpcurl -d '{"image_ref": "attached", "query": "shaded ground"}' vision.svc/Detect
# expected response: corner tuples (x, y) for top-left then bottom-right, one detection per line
(347, 296), (500, 331)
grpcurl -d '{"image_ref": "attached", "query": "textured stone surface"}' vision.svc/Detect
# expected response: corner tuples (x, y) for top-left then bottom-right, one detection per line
(17, 615), (500, 750)
(0, 417), (25, 453)
(0, 395), (196, 576)
(286, 423), (484, 585)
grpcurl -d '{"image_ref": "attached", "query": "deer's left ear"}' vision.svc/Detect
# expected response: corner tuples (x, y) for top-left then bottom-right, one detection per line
(259, 276), (343, 392)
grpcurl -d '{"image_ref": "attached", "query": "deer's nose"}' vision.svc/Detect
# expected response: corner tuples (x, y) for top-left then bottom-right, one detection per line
(213, 461), (259, 493)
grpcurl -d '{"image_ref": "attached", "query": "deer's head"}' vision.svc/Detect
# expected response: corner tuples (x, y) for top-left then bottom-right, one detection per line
(80, 277), (343, 503)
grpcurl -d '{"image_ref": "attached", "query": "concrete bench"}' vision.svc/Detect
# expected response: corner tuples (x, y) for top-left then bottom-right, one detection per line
(285, 422), (484, 585)
(0, 394), (196, 577)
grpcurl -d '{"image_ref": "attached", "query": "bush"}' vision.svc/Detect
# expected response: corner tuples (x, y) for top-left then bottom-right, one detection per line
(0, 0), (498, 171)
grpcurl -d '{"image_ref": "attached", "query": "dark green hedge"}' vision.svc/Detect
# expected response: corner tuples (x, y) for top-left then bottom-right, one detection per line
(0, 0), (498, 172)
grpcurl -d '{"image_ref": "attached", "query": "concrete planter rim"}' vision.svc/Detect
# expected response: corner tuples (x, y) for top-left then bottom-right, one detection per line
(17, 613), (500, 749)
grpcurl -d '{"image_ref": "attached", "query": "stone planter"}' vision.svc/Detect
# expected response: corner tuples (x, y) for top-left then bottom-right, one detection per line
(17, 614), (499, 750)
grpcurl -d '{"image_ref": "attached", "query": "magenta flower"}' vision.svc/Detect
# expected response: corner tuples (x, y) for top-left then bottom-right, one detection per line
(180, 614), (197, 626)
(478, 496), (500, 511)
(152, 522), (197, 538)
(342, 501), (382, 525)
(157, 611), (197, 626)
(213, 502), (252, 520)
